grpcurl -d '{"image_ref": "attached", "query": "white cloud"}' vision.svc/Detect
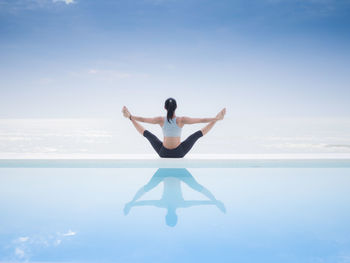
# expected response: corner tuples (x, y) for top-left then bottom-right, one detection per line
(15, 247), (26, 258)
(18, 236), (29, 242)
(62, 229), (76, 236)
(10, 230), (77, 261)
(53, 0), (75, 5)
(88, 69), (98, 74)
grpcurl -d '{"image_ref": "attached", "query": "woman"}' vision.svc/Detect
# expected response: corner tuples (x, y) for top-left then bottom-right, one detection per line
(122, 97), (226, 158)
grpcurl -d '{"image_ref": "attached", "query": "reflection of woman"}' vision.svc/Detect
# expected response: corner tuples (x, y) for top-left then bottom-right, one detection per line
(124, 168), (226, 227)
(122, 98), (226, 158)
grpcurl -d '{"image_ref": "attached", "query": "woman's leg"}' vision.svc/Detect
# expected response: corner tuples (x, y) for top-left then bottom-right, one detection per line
(130, 118), (146, 135)
(143, 130), (163, 155)
(180, 130), (203, 156)
(200, 119), (217, 136)
(180, 120), (218, 156)
(128, 117), (162, 155)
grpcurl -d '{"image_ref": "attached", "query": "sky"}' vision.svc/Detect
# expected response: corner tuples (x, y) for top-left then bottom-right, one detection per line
(0, 0), (350, 155)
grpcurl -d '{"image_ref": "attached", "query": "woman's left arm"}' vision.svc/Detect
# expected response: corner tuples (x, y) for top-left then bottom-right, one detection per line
(131, 116), (163, 124)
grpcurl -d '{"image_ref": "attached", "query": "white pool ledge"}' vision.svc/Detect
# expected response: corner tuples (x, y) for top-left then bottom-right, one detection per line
(0, 154), (350, 168)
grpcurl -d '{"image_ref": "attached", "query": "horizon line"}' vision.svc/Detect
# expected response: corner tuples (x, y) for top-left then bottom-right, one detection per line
(1, 153), (350, 160)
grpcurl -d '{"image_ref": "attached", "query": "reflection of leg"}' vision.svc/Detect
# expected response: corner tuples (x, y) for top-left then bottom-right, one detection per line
(129, 175), (162, 203)
(181, 173), (216, 201)
(181, 169), (226, 213)
(143, 130), (163, 155)
(180, 171), (204, 192)
(124, 185), (148, 215)
(180, 130), (203, 156)
(143, 170), (164, 192)
(124, 169), (163, 215)
(201, 120), (217, 136)
(130, 118), (146, 135)
(199, 187), (217, 201)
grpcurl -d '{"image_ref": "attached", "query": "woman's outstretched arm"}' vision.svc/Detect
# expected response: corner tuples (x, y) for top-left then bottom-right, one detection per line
(181, 116), (218, 124)
(122, 106), (163, 124)
(181, 108), (226, 125)
(131, 115), (163, 124)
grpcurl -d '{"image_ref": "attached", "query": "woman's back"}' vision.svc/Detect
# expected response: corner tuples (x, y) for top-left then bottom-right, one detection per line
(160, 116), (184, 149)
(162, 116), (182, 137)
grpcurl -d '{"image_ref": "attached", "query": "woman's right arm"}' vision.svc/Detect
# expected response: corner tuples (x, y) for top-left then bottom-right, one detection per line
(181, 116), (218, 124)
(131, 115), (163, 124)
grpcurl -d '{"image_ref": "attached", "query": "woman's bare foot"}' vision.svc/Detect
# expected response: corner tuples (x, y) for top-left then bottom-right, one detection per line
(216, 108), (226, 121)
(122, 106), (131, 119)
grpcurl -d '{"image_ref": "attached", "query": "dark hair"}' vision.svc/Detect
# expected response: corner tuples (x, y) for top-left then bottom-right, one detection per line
(164, 98), (177, 123)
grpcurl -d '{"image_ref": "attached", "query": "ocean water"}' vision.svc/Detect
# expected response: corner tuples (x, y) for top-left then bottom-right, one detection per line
(1, 118), (350, 156)
(1, 166), (350, 263)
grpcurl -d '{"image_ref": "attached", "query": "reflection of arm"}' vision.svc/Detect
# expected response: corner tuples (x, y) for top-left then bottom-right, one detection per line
(124, 187), (150, 215)
(182, 200), (218, 207)
(129, 200), (163, 208)
(124, 199), (164, 214)
(181, 200), (226, 213)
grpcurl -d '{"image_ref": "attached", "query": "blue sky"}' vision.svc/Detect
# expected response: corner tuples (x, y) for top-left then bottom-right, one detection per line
(1, 0), (350, 118)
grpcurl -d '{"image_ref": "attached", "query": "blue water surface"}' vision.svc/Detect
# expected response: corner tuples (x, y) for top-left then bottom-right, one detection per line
(1, 167), (350, 263)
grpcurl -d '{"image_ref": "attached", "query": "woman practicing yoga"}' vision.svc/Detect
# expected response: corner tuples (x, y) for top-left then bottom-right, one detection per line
(122, 97), (226, 158)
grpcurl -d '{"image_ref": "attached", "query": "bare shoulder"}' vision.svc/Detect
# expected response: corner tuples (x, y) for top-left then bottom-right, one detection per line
(157, 116), (165, 126)
(177, 116), (184, 123)
(177, 116), (185, 127)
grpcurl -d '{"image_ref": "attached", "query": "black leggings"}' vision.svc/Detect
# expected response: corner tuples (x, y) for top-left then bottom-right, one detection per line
(143, 130), (203, 158)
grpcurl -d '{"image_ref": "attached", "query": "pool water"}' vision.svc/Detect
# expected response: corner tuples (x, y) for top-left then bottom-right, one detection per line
(1, 167), (350, 263)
